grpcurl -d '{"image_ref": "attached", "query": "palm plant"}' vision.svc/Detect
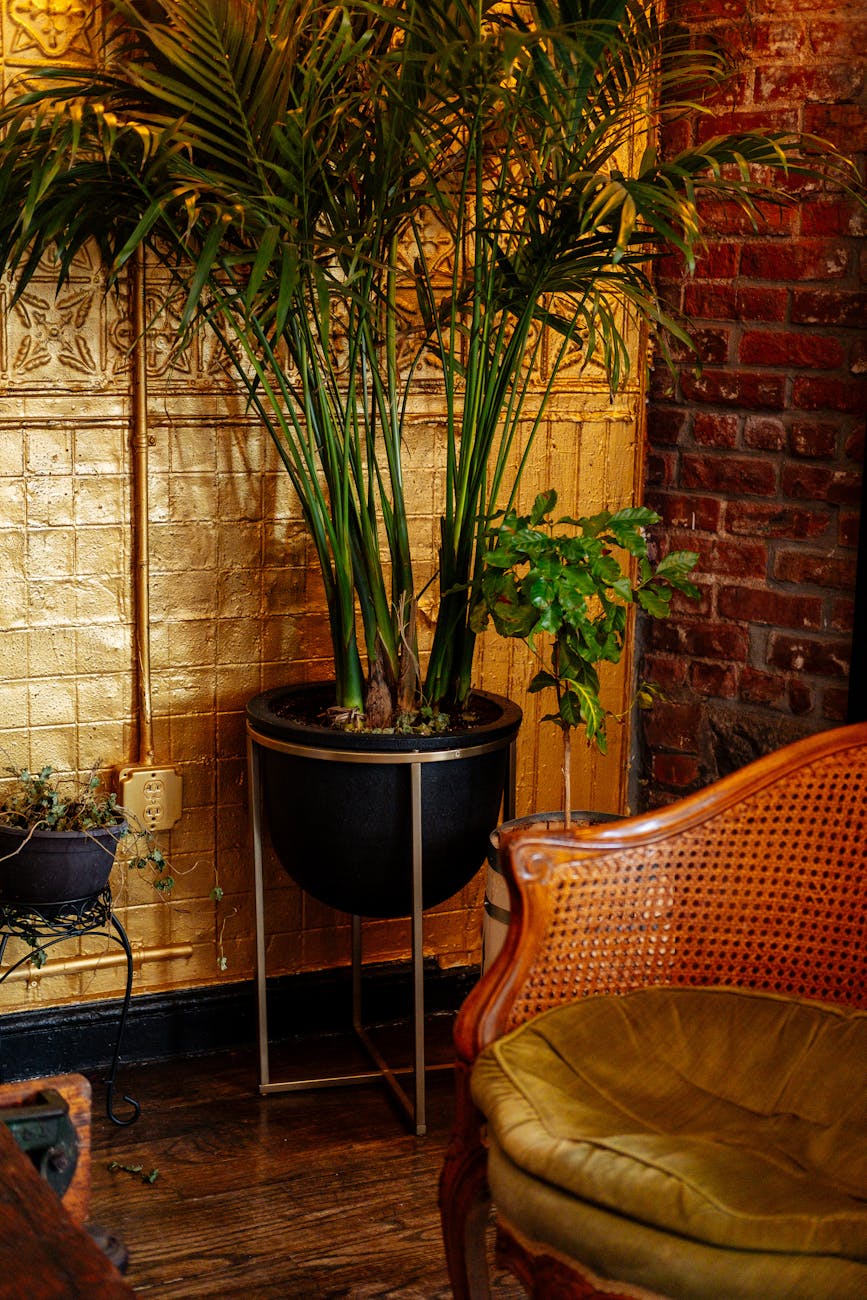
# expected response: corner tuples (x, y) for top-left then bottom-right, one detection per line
(0, 0), (847, 726)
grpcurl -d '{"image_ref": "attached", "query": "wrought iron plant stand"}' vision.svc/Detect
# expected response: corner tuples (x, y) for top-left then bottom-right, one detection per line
(0, 890), (140, 1126)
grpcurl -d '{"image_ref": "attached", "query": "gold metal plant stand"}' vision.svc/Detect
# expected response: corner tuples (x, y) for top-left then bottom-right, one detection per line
(247, 723), (517, 1136)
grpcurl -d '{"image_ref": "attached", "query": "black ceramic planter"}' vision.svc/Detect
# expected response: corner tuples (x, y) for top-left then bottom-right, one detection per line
(246, 682), (522, 918)
(0, 823), (125, 909)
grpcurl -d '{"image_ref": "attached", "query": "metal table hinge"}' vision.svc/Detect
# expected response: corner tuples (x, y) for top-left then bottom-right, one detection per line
(0, 1088), (78, 1199)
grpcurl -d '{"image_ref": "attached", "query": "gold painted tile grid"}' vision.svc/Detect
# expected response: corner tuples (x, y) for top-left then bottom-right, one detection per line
(0, 356), (642, 1015)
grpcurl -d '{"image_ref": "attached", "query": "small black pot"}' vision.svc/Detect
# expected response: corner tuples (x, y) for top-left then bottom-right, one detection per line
(247, 683), (523, 918)
(483, 809), (622, 971)
(0, 823), (125, 908)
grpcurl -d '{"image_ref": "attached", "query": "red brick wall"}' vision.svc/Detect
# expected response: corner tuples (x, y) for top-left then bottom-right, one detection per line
(640, 0), (866, 803)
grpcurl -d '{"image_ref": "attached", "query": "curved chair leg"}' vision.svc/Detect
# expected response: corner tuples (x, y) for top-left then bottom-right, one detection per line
(439, 1063), (493, 1300)
(496, 1222), (651, 1299)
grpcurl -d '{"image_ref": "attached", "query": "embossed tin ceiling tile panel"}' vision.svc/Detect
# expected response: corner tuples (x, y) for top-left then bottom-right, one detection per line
(3, 259), (123, 392)
(5, 0), (98, 63)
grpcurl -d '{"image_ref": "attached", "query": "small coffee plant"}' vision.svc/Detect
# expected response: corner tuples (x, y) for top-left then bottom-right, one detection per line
(471, 490), (700, 825)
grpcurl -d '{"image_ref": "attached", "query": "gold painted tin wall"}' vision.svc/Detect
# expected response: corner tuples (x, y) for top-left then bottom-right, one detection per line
(0, 1), (646, 1013)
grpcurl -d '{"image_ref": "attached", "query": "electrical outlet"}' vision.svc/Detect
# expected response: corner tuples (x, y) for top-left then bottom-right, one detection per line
(117, 765), (183, 832)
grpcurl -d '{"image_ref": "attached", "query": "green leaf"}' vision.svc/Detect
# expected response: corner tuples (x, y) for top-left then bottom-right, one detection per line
(560, 565), (598, 598)
(245, 223), (279, 311)
(559, 689), (584, 727)
(528, 669), (557, 693)
(568, 682), (609, 751)
(655, 549), (700, 577)
(180, 212), (230, 334)
(609, 506), (659, 529)
(593, 553), (625, 585)
(526, 576), (556, 611)
(636, 586), (672, 617)
(483, 549), (520, 570)
(535, 601), (563, 633)
(274, 244), (298, 339)
(575, 511), (612, 538)
(468, 597), (490, 635)
(607, 575), (634, 601)
(486, 574), (537, 639)
(529, 488), (557, 526)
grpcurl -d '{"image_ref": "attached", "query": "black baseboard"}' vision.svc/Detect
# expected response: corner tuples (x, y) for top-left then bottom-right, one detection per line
(0, 960), (479, 1083)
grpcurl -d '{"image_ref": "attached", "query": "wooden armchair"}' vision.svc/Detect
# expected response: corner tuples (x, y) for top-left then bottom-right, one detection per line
(440, 722), (867, 1299)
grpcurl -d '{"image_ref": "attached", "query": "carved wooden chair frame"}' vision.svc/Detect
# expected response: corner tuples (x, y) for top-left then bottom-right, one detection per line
(439, 721), (867, 1299)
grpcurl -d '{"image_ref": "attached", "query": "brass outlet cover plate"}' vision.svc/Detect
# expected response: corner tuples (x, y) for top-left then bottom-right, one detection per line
(117, 766), (183, 832)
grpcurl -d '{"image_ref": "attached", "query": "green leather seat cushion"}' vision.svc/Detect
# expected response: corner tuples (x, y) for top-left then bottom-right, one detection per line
(484, 1136), (867, 1300)
(472, 987), (867, 1262)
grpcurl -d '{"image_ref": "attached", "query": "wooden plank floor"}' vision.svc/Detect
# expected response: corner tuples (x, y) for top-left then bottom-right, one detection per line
(87, 1019), (525, 1298)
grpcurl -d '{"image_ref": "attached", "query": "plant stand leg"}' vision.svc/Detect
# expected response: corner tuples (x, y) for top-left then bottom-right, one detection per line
(249, 734), (272, 1092)
(0, 934), (8, 1083)
(249, 734), (434, 1134)
(350, 904), (428, 1135)
(250, 733), (389, 1101)
(343, 763), (428, 1134)
(104, 913), (140, 1127)
(410, 760), (426, 1135)
(505, 737), (517, 821)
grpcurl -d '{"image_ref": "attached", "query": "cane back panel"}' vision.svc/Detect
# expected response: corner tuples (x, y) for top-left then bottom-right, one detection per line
(498, 726), (867, 1038)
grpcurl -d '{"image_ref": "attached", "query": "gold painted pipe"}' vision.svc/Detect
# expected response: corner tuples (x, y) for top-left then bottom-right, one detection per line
(3, 943), (194, 982)
(131, 244), (154, 767)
